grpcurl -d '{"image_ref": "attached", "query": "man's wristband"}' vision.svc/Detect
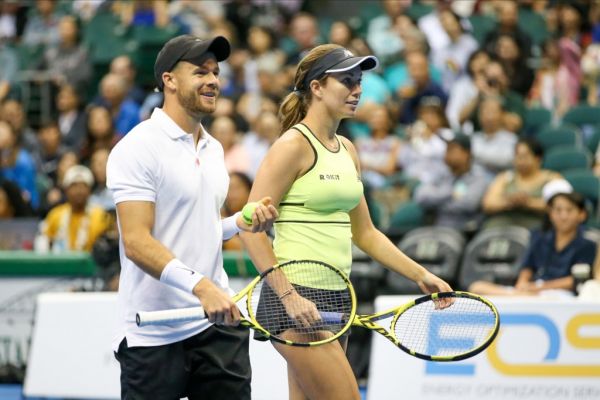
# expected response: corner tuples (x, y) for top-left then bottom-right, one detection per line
(222, 212), (242, 240)
(160, 259), (204, 293)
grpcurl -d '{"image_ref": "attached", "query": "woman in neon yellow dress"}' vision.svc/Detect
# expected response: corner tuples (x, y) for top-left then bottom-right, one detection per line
(242, 44), (452, 400)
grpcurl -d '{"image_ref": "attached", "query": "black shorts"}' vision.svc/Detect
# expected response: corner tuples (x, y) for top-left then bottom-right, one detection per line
(115, 325), (251, 400)
(253, 282), (351, 342)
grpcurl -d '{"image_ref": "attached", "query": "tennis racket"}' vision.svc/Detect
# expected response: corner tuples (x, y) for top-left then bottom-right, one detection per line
(136, 260), (357, 347)
(346, 291), (499, 361)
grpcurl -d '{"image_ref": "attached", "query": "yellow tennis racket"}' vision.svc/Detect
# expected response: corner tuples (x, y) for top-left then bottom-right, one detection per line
(340, 291), (500, 361)
(136, 260), (357, 347)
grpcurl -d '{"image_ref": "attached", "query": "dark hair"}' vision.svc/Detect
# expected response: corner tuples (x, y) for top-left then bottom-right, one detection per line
(230, 172), (253, 192)
(466, 49), (489, 77)
(542, 192), (588, 231)
(440, 8), (465, 34)
(38, 119), (60, 131)
(249, 25), (277, 54)
(0, 180), (33, 217)
(329, 20), (356, 42)
(517, 137), (544, 159)
(548, 192), (586, 209)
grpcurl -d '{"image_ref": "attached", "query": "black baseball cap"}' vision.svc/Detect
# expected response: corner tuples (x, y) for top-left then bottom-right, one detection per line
(297, 47), (379, 91)
(154, 35), (231, 90)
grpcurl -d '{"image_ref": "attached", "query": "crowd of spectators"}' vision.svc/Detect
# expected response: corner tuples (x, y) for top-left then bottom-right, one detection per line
(1, 0), (600, 293)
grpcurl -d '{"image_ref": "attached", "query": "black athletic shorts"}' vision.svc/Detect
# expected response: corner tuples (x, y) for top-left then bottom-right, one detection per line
(115, 324), (251, 400)
(253, 282), (351, 342)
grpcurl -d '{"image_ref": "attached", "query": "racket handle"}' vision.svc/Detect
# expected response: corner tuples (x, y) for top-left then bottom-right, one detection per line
(136, 306), (206, 327)
(320, 311), (345, 324)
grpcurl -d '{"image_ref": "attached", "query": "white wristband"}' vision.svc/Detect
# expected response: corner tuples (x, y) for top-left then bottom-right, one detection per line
(160, 259), (204, 293)
(222, 212), (242, 241)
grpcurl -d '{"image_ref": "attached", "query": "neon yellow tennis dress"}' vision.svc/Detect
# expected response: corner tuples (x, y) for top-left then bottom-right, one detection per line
(274, 123), (363, 288)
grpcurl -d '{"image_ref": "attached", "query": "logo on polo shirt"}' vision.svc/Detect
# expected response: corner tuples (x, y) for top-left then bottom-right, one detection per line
(319, 174), (340, 181)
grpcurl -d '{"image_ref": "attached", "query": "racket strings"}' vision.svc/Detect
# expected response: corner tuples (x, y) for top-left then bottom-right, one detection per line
(394, 296), (497, 357)
(250, 261), (353, 344)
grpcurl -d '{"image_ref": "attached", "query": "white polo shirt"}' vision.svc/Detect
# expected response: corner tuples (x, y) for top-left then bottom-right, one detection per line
(107, 108), (232, 350)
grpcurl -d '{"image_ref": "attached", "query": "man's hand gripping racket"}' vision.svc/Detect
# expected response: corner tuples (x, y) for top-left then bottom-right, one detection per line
(137, 260), (357, 347)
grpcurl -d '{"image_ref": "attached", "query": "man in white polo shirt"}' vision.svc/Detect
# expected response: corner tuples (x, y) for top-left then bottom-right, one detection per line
(106, 35), (278, 400)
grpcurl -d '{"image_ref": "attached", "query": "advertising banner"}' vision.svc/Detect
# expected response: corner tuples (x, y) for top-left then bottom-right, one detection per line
(368, 296), (600, 400)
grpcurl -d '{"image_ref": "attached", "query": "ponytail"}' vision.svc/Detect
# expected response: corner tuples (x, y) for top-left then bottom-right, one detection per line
(279, 92), (307, 133)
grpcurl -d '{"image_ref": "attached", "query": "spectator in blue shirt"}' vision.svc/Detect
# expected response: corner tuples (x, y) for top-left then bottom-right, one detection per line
(0, 120), (38, 210)
(95, 73), (141, 136)
(470, 181), (597, 296)
(397, 50), (448, 125)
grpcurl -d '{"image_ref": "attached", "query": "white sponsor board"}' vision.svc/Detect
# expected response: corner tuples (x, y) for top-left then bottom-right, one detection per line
(23, 290), (288, 399)
(368, 296), (600, 400)
(0, 277), (91, 367)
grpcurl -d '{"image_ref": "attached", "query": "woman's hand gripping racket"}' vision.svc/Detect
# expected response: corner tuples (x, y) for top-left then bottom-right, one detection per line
(136, 260), (357, 347)
(348, 291), (500, 361)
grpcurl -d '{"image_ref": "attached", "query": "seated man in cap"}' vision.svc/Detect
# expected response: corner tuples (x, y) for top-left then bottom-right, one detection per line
(414, 133), (492, 232)
(42, 164), (110, 252)
(470, 179), (597, 296)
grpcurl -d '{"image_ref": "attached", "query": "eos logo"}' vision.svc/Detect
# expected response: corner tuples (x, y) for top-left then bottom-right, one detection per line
(426, 312), (600, 377)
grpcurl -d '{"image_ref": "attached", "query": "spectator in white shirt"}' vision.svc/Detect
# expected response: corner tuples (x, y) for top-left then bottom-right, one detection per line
(432, 9), (478, 92)
(446, 49), (490, 132)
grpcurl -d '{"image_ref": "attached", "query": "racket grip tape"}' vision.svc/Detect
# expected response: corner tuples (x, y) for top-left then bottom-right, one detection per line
(136, 306), (206, 327)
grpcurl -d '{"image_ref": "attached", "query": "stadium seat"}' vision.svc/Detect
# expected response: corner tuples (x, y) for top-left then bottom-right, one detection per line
(384, 226), (465, 294)
(350, 244), (386, 302)
(562, 105), (600, 128)
(583, 124), (600, 154)
(518, 9), (549, 46)
(468, 14), (496, 45)
(562, 168), (600, 227)
(562, 169), (600, 205)
(130, 25), (180, 87)
(562, 105), (600, 143)
(386, 200), (425, 238)
(523, 107), (552, 136)
(355, 2), (384, 37)
(83, 10), (133, 64)
(15, 43), (44, 71)
(542, 146), (592, 173)
(458, 226), (531, 290)
(535, 124), (581, 151)
(406, 2), (434, 20)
